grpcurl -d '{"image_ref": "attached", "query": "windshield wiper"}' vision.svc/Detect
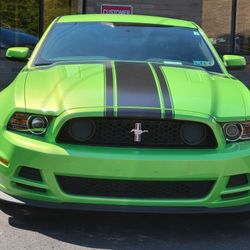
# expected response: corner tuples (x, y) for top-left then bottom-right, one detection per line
(35, 63), (51, 66)
(34, 62), (54, 66)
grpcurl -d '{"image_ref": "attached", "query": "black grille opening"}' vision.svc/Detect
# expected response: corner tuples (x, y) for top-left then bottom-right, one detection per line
(227, 174), (248, 188)
(56, 176), (215, 199)
(18, 167), (43, 182)
(15, 183), (47, 193)
(56, 118), (217, 148)
(221, 191), (249, 199)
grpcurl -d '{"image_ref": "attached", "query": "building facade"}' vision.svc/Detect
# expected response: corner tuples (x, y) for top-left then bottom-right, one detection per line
(0, 0), (249, 88)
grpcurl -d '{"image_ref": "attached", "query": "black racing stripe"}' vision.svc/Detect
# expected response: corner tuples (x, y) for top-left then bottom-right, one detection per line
(115, 62), (161, 118)
(105, 62), (114, 117)
(153, 64), (173, 119)
(117, 108), (161, 119)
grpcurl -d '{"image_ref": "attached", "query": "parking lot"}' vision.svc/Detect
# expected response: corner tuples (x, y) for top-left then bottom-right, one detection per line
(1, 202), (250, 250)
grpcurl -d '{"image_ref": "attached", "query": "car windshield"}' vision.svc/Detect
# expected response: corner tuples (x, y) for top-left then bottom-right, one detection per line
(34, 22), (222, 73)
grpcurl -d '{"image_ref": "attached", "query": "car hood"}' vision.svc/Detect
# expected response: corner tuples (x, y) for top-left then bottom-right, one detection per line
(24, 62), (247, 121)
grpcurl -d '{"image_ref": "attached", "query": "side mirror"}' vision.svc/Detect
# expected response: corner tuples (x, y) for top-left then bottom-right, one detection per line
(6, 47), (30, 61)
(223, 55), (247, 70)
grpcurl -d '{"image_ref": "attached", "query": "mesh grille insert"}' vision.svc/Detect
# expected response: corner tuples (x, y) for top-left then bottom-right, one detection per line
(56, 176), (215, 199)
(57, 118), (217, 148)
(18, 167), (42, 182)
(227, 174), (248, 188)
(221, 191), (249, 199)
(16, 183), (46, 193)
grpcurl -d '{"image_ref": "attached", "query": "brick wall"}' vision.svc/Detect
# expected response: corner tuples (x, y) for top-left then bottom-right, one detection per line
(202, 0), (250, 55)
(86, 0), (203, 25)
(202, 0), (232, 39)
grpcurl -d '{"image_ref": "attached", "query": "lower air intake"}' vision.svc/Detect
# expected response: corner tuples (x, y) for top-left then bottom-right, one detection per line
(18, 166), (42, 182)
(56, 176), (215, 199)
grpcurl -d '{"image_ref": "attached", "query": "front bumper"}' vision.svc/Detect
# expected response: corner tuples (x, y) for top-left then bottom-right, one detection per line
(1, 131), (250, 212)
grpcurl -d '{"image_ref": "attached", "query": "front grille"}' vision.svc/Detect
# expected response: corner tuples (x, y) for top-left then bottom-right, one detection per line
(57, 118), (217, 148)
(56, 176), (215, 199)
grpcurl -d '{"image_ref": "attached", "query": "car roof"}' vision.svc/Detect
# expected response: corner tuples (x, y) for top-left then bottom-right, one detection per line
(58, 14), (197, 29)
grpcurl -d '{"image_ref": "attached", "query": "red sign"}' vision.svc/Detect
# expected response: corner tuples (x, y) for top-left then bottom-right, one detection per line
(101, 4), (133, 15)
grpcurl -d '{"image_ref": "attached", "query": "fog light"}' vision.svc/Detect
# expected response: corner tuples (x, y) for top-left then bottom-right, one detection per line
(223, 123), (242, 142)
(68, 119), (95, 142)
(180, 123), (206, 146)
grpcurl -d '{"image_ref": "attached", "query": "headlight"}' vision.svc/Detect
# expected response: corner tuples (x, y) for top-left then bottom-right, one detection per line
(222, 122), (250, 142)
(7, 112), (50, 136)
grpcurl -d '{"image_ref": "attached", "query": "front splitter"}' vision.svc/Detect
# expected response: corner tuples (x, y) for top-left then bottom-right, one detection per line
(1, 190), (250, 214)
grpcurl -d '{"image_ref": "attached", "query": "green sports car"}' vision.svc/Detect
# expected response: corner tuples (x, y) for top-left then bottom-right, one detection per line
(1, 14), (249, 213)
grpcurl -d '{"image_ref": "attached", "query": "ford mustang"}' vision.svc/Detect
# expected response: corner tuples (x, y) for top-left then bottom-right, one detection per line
(0, 14), (249, 213)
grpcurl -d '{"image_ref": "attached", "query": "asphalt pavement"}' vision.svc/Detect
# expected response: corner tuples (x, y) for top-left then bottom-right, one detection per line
(1, 201), (250, 249)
